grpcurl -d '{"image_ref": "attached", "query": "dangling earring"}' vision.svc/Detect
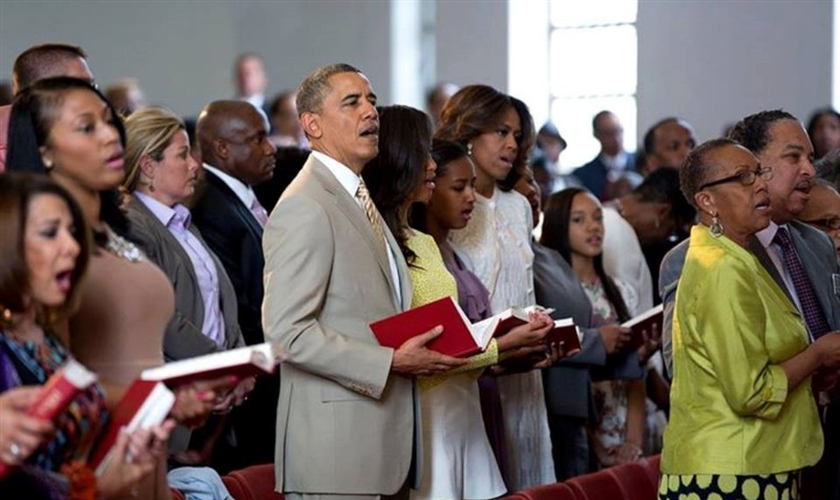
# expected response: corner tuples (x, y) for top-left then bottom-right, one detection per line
(710, 212), (724, 238)
(467, 143), (473, 156)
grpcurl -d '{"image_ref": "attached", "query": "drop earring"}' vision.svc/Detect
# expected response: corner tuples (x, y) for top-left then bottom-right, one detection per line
(709, 212), (723, 238)
(467, 143), (473, 156)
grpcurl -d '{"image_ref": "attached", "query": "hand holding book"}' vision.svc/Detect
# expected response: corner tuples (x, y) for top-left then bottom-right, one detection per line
(0, 386), (56, 472)
(391, 325), (469, 377)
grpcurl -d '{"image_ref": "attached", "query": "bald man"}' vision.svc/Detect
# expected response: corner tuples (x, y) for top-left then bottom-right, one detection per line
(190, 100), (277, 470)
(0, 43), (94, 171)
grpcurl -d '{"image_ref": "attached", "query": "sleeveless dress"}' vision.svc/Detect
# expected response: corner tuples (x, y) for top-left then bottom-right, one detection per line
(449, 189), (555, 489)
(407, 231), (506, 500)
(69, 229), (175, 500)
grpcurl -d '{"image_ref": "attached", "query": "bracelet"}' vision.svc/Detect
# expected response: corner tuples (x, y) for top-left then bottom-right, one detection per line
(61, 461), (97, 500)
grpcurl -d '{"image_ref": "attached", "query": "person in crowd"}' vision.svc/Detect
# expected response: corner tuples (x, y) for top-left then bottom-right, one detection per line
(365, 104), (559, 499)
(572, 111), (638, 201)
(659, 137), (840, 499)
(267, 90), (308, 148)
(233, 53), (270, 120)
(426, 82), (459, 128)
(436, 85), (554, 489)
(121, 106), (253, 460)
(104, 78), (146, 117)
(604, 168), (696, 307)
(6, 77), (220, 499)
(513, 163), (646, 478)
(189, 100), (277, 471)
(814, 149), (839, 186)
(0, 172), (169, 499)
(263, 63), (465, 500)
(541, 188), (650, 469)
(797, 178), (840, 260)
(0, 43), (95, 172)
(807, 108), (840, 161)
(640, 117), (696, 175)
(532, 122), (578, 211)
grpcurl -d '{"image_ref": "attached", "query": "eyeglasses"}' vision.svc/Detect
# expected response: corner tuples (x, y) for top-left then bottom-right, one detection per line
(801, 216), (840, 231)
(698, 166), (773, 191)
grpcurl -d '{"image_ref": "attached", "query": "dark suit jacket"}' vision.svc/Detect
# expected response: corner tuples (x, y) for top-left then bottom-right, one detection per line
(572, 153), (636, 200)
(533, 241), (643, 419)
(191, 169), (265, 346)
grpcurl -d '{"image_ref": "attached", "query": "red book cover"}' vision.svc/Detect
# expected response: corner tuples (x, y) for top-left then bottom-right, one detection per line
(369, 296), (484, 358)
(547, 318), (582, 354)
(88, 379), (175, 474)
(140, 342), (285, 387)
(0, 359), (97, 479)
(621, 304), (664, 349)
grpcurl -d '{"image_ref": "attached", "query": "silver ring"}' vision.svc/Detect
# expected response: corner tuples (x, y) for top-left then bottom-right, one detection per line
(9, 442), (21, 458)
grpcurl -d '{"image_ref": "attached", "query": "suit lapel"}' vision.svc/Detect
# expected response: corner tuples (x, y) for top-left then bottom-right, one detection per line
(748, 234), (795, 305)
(789, 221), (838, 329)
(204, 170), (265, 241)
(308, 159), (399, 302)
(128, 196), (207, 333)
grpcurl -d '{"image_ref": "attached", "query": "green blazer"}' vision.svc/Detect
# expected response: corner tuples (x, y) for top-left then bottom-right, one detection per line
(661, 225), (823, 475)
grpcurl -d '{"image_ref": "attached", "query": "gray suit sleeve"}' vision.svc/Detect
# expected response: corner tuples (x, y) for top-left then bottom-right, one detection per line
(263, 195), (394, 399)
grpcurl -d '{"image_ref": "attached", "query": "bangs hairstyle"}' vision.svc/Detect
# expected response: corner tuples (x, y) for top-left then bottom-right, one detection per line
(540, 188), (630, 322)
(435, 84), (513, 147)
(6, 77), (129, 243)
(0, 173), (90, 327)
(362, 105), (433, 266)
(123, 106), (186, 192)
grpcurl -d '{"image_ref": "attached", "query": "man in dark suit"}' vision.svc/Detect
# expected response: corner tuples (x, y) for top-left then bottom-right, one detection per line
(190, 100), (277, 471)
(658, 110), (840, 500)
(572, 110), (638, 201)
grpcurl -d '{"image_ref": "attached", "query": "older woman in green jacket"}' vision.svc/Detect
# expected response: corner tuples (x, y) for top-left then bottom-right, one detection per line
(660, 138), (840, 499)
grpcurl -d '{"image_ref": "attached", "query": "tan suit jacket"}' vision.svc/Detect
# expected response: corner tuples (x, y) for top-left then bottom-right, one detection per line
(263, 155), (415, 494)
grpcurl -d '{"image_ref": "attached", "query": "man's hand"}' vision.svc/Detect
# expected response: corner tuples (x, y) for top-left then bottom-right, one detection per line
(391, 326), (469, 376)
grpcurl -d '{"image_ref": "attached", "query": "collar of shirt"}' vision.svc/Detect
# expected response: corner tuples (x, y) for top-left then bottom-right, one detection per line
(203, 163), (259, 211)
(600, 151), (628, 171)
(243, 93), (265, 110)
(755, 220), (783, 250)
(136, 191), (176, 226)
(312, 151), (361, 199)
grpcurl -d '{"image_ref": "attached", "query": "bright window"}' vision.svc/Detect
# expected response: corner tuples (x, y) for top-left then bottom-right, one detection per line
(549, 0), (638, 171)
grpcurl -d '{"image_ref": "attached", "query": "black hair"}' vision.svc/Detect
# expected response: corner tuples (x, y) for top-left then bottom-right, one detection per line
(6, 77), (129, 244)
(727, 109), (797, 156)
(634, 168), (696, 227)
(362, 105), (433, 266)
(540, 187), (630, 322)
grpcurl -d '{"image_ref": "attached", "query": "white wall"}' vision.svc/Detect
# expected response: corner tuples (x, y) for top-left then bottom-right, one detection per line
(637, 0), (835, 142)
(435, 0), (509, 91)
(0, 0), (393, 117)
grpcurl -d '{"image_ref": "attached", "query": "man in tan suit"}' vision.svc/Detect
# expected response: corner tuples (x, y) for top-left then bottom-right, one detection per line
(263, 63), (466, 500)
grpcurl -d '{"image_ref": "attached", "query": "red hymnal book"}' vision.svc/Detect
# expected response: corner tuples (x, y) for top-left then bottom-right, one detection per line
(140, 342), (285, 387)
(547, 318), (582, 354)
(621, 304), (664, 349)
(0, 359), (97, 479)
(88, 380), (175, 475)
(370, 298), (552, 358)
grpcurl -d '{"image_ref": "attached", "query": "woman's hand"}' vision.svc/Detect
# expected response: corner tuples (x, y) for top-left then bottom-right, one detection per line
(599, 325), (632, 355)
(95, 423), (171, 499)
(170, 376), (238, 425)
(0, 387), (55, 466)
(612, 442), (643, 464)
(496, 312), (554, 352)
